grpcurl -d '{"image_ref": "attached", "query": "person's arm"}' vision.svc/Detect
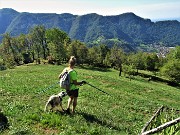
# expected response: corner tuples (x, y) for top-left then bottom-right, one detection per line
(72, 80), (84, 86)
(71, 71), (86, 85)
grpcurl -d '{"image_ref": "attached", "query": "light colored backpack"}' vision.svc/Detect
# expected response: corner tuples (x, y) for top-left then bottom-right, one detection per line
(59, 69), (73, 90)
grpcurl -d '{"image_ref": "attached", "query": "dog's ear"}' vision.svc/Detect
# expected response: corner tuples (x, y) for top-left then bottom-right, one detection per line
(59, 91), (66, 97)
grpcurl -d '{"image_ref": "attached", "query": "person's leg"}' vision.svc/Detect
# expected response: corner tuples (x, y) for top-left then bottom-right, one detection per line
(72, 97), (77, 113)
(72, 89), (79, 113)
(66, 96), (73, 113)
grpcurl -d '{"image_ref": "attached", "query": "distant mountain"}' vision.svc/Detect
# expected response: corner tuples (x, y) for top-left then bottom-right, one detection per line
(0, 8), (180, 51)
(0, 8), (19, 35)
(152, 18), (180, 22)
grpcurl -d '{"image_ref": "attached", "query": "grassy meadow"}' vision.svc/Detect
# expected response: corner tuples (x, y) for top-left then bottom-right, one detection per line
(0, 64), (179, 135)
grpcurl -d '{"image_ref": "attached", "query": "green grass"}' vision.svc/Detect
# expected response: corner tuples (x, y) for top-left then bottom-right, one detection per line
(0, 64), (179, 135)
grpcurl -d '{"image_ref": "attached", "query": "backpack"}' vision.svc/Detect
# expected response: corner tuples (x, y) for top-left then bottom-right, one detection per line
(59, 69), (73, 90)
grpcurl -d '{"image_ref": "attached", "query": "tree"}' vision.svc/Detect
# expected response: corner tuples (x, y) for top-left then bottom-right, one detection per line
(87, 44), (109, 67)
(99, 44), (109, 66)
(160, 46), (180, 83)
(67, 40), (88, 65)
(122, 64), (136, 80)
(87, 46), (99, 66)
(26, 34), (36, 62)
(166, 46), (180, 60)
(108, 45), (125, 76)
(161, 59), (180, 83)
(13, 34), (33, 64)
(46, 28), (71, 64)
(132, 51), (146, 72)
(68, 41), (78, 61)
(145, 53), (159, 71)
(77, 42), (88, 64)
(29, 25), (46, 64)
(1, 33), (16, 68)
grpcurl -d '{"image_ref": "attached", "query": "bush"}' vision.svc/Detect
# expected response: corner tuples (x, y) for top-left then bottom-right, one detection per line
(47, 56), (56, 64)
(0, 59), (6, 71)
(4, 57), (16, 69)
(160, 59), (180, 83)
(22, 53), (33, 64)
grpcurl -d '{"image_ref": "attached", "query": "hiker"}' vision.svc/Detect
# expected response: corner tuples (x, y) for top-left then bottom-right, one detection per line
(59, 56), (86, 114)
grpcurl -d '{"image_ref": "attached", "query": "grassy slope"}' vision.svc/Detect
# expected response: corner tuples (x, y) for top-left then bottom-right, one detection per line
(0, 64), (179, 135)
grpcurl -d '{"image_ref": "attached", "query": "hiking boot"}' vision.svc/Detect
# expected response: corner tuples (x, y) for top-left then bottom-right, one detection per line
(65, 108), (70, 114)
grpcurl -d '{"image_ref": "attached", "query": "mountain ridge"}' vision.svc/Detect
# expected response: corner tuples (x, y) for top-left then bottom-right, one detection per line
(0, 8), (180, 51)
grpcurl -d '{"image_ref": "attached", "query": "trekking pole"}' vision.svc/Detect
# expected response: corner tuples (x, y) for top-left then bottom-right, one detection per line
(86, 82), (111, 96)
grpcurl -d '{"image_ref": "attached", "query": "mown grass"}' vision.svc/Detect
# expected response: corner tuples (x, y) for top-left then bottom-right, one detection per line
(0, 64), (179, 135)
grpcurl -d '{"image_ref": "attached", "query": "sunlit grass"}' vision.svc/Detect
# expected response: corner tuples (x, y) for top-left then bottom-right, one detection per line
(0, 64), (179, 134)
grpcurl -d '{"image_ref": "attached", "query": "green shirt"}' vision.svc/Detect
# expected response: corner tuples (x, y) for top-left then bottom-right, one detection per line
(62, 67), (78, 90)
(69, 70), (78, 90)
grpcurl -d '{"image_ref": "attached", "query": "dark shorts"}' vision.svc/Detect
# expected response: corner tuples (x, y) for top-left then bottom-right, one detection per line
(66, 89), (79, 97)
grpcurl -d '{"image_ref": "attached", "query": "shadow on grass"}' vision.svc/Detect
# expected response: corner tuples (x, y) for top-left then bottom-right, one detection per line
(77, 111), (121, 131)
(135, 72), (180, 88)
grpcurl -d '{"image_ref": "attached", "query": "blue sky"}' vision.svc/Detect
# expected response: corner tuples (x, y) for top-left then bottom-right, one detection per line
(0, 0), (180, 20)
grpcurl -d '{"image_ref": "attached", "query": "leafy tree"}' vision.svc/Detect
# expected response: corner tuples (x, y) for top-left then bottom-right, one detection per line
(99, 44), (109, 66)
(144, 53), (159, 71)
(76, 42), (88, 64)
(122, 64), (136, 80)
(156, 55), (166, 70)
(160, 46), (180, 83)
(108, 45), (125, 76)
(0, 57), (6, 70)
(1, 33), (33, 67)
(13, 34), (33, 64)
(166, 46), (180, 60)
(173, 46), (180, 59)
(1, 33), (16, 68)
(68, 41), (78, 60)
(133, 51), (146, 72)
(29, 25), (46, 64)
(87, 44), (109, 67)
(26, 34), (36, 62)
(87, 46), (99, 66)
(104, 51), (110, 67)
(160, 59), (180, 83)
(46, 28), (71, 64)
(68, 40), (88, 65)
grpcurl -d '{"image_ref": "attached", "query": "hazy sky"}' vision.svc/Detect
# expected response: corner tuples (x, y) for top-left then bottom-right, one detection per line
(1, 0), (180, 20)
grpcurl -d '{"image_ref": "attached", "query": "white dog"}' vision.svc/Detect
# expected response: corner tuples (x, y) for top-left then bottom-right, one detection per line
(44, 91), (67, 112)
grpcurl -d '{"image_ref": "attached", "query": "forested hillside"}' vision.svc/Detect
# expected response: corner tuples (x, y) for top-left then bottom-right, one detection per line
(0, 8), (180, 49)
(0, 25), (180, 84)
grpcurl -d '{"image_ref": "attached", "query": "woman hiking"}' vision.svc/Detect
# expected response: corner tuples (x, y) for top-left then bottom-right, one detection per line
(59, 56), (86, 114)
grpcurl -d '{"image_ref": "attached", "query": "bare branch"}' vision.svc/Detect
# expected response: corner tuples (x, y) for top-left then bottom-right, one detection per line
(141, 105), (164, 134)
(141, 117), (180, 135)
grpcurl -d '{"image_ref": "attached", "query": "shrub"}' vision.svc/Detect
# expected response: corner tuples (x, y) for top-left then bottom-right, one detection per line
(160, 59), (180, 83)
(0, 59), (6, 71)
